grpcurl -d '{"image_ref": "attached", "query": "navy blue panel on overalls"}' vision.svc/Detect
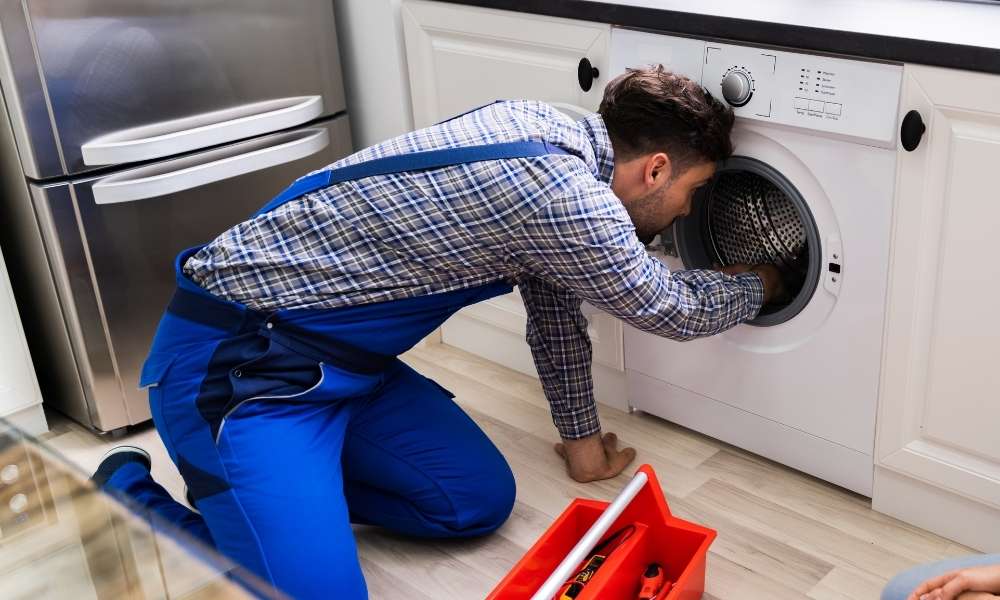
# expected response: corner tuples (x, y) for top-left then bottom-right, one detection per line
(123, 133), (570, 600)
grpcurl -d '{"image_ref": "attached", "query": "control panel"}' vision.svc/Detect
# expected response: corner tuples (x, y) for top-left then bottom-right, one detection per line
(705, 45), (776, 119)
(794, 67), (842, 117)
(0, 433), (54, 541)
(609, 28), (903, 146)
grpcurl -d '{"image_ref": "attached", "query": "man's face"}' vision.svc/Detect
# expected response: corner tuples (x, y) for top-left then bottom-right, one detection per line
(616, 158), (716, 245)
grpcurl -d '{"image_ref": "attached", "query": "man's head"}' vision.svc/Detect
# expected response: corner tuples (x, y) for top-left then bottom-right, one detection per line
(600, 65), (735, 243)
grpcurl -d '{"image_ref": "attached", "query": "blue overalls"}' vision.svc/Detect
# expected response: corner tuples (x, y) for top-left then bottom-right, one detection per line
(105, 136), (570, 599)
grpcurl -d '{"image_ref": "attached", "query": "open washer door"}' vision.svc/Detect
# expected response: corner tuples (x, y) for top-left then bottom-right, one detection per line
(673, 156), (822, 326)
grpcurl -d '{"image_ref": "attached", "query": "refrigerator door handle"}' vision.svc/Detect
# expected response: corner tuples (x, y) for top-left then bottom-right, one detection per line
(91, 128), (330, 205)
(81, 95), (325, 166)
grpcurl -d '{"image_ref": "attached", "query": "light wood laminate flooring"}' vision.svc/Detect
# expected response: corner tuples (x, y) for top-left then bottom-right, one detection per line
(40, 343), (973, 599)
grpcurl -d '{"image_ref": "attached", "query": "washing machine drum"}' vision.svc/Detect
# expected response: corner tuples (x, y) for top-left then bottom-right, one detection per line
(673, 156), (821, 326)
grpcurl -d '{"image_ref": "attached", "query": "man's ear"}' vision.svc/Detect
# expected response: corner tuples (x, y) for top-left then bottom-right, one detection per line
(644, 152), (673, 186)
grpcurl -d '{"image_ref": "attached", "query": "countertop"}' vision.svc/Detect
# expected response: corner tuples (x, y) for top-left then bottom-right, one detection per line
(437, 0), (1000, 74)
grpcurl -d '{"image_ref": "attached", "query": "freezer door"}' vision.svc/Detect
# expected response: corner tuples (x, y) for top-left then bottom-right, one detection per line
(29, 116), (352, 432)
(0, 0), (346, 179)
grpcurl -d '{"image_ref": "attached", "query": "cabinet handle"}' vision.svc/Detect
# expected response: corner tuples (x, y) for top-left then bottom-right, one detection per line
(578, 57), (600, 92)
(900, 110), (926, 152)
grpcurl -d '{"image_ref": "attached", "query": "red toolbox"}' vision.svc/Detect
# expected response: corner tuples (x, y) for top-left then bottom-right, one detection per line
(487, 464), (716, 600)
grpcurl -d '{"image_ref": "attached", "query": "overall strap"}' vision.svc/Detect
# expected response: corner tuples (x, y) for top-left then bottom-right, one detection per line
(253, 140), (571, 218)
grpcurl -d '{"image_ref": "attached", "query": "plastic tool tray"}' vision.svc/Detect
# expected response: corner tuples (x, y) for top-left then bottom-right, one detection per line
(488, 464), (716, 599)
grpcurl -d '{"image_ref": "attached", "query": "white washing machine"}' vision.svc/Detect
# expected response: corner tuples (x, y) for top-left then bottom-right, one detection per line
(610, 30), (903, 495)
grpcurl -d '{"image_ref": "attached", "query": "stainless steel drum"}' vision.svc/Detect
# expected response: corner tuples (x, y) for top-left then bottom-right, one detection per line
(707, 171), (806, 271)
(673, 156), (821, 326)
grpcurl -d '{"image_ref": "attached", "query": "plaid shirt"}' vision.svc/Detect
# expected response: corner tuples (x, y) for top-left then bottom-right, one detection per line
(185, 100), (764, 440)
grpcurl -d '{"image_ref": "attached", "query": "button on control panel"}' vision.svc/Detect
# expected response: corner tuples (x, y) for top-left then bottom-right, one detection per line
(793, 66), (847, 122)
(0, 434), (55, 541)
(793, 98), (843, 117)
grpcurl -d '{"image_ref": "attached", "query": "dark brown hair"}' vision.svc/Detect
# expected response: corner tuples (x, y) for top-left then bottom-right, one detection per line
(599, 65), (734, 172)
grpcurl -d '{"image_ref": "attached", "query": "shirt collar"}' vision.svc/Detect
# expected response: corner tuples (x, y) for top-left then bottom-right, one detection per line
(580, 113), (615, 186)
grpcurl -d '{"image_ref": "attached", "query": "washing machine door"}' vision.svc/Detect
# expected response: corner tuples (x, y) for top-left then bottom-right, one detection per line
(671, 156), (823, 327)
(625, 124), (893, 495)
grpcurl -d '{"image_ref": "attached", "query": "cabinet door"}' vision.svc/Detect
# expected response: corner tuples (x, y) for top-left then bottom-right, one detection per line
(401, 0), (624, 408)
(877, 65), (1000, 516)
(401, 0), (609, 127)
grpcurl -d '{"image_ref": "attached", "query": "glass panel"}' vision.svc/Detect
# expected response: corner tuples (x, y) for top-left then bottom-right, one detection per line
(0, 418), (284, 599)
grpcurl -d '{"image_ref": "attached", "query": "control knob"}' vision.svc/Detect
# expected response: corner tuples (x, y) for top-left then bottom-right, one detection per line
(721, 70), (753, 107)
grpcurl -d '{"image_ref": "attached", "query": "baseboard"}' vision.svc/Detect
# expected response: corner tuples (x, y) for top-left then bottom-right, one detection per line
(874, 467), (1000, 553)
(627, 370), (874, 496)
(2, 403), (48, 436)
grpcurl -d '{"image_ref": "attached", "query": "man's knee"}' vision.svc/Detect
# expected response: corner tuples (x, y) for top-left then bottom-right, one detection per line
(451, 460), (516, 535)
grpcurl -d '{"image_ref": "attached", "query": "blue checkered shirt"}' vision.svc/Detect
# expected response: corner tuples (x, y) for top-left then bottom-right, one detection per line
(185, 101), (764, 440)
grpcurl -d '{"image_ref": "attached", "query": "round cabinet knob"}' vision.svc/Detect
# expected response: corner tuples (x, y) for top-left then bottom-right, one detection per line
(578, 57), (600, 92)
(900, 110), (926, 151)
(721, 70), (753, 107)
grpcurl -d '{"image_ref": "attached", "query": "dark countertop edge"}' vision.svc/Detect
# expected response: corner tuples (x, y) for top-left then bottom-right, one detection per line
(435, 0), (1000, 76)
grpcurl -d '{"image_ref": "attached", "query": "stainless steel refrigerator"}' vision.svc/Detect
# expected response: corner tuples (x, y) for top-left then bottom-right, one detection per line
(0, 1), (353, 433)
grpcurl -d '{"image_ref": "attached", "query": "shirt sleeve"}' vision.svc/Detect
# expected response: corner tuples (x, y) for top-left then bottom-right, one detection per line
(518, 274), (601, 440)
(507, 181), (765, 343)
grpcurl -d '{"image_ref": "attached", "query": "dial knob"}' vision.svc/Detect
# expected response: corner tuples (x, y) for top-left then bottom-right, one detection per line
(721, 70), (753, 107)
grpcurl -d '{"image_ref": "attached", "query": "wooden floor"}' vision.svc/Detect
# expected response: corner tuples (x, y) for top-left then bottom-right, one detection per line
(41, 342), (973, 599)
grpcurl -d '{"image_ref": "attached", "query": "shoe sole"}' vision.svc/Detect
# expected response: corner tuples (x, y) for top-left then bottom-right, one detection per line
(91, 445), (152, 488)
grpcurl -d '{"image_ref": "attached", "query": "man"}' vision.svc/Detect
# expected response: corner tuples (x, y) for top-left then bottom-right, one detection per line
(93, 66), (783, 598)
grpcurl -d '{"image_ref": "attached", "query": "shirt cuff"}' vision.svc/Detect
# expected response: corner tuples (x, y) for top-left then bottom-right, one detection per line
(733, 271), (766, 319)
(551, 402), (602, 441)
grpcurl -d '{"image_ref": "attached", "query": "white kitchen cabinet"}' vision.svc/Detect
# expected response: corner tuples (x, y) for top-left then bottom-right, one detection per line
(401, 0), (610, 128)
(334, 0), (414, 148)
(874, 64), (1000, 552)
(400, 0), (626, 411)
(0, 248), (46, 435)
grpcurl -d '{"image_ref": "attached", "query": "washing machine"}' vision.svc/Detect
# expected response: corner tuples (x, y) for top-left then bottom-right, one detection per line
(610, 30), (903, 496)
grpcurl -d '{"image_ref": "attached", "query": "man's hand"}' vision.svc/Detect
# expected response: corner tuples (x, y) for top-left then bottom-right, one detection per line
(554, 432), (637, 483)
(718, 263), (787, 305)
(907, 564), (1000, 600)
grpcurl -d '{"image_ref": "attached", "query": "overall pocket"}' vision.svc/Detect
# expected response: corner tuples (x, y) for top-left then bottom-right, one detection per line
(139, 351), (181, 453)
(139, 351), (179, 389)
(217, 337), (383, 442)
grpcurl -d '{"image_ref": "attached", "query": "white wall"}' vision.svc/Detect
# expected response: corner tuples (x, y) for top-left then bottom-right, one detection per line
(334, 0), (415, 149)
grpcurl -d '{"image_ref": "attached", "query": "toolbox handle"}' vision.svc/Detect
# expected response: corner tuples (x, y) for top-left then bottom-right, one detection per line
(530, 470), (649, 600)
